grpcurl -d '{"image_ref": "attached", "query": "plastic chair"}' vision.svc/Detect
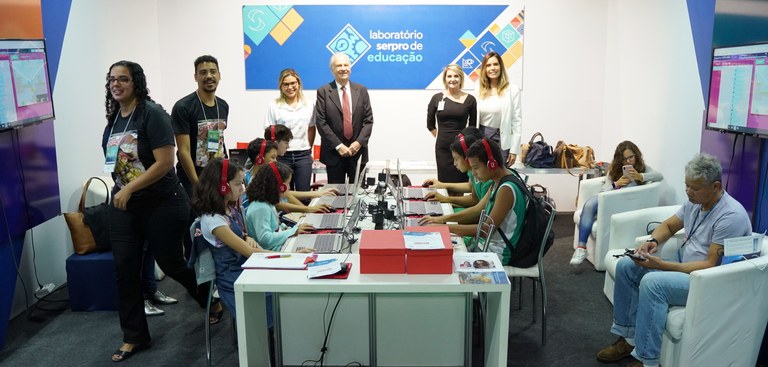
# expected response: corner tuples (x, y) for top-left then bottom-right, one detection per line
(188, 218), (217, 366)
(503, 201), (556, 345)
(474, 210), (496, 252)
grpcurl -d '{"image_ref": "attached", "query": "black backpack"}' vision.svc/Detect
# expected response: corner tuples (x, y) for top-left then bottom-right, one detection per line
(494, 170), (555, 268)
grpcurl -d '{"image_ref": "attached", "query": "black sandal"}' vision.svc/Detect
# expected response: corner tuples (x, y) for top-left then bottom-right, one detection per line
(111, 342), (150, 362)
(209, 299), (224, 325)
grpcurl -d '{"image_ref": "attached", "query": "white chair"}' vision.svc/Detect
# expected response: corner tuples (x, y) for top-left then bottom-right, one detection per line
(603, 206), (768, 366)
(573, 177), (662, 270)
(503, 201), (556, 345)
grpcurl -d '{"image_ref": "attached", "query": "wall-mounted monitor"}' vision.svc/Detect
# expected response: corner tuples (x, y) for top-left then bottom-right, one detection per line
(0, 39), (55, 132)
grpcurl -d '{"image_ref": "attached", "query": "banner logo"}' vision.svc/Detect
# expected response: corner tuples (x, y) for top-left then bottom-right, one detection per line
(326, 24), (371, 66)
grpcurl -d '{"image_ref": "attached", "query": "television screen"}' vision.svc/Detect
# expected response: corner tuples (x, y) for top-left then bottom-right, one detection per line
(0, 39), (55, 132)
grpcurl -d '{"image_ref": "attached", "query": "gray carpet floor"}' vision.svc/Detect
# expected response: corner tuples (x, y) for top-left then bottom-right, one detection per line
(0, 213), (621, 366)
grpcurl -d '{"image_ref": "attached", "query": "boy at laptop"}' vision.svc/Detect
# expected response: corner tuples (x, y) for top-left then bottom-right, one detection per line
(245, 161), (315, 251)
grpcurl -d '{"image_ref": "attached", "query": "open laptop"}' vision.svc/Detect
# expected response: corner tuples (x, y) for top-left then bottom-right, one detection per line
(289, 200), (363, 253)
(321, 183), (356, 195)
(228, 148), (248, 168)
(316, 158), (364, 208)
(402, 200), (443, 216)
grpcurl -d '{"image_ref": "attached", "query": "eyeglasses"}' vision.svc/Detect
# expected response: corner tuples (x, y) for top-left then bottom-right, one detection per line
(281, 81), (298, 88)
(623, 155), (636, 162)
(107, 76), (132, 84)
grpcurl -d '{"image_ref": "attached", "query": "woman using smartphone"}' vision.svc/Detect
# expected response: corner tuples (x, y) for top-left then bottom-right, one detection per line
(570, 141), (664, 265)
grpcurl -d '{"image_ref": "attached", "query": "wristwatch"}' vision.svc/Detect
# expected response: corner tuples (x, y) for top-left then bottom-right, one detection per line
(647, 237), (658, 244)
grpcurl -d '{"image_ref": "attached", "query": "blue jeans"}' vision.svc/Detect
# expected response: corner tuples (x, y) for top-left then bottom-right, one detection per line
(278, 149), (313, 192)
(578, 196), (599, 244)
(210, 245), (273, 327)
(611, 257), (690, 365)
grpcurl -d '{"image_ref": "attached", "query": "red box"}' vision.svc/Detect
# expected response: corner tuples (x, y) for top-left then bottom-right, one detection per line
(405, 225), (454, 274)
(359, 230), (406, 274)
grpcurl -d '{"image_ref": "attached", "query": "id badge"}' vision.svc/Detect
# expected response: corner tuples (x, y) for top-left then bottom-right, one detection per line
(103, 134), (121, 173)
(207, 129), (221, 153)
(437, 100), (445, 111)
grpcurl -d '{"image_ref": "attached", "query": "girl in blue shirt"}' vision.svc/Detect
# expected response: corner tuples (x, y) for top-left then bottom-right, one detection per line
(245, 161), (314, 250)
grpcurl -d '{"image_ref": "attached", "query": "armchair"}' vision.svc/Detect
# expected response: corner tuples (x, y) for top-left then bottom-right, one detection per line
(573, 177), (662, 270)
(603, 206), (768, 366)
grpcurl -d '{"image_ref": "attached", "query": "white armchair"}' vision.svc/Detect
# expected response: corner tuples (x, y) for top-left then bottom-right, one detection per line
(573, 177), (662, 270)
(603, 206), (768, 366)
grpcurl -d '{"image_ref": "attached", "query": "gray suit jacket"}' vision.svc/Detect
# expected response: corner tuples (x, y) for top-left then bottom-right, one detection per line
(314, 81), (373, 166)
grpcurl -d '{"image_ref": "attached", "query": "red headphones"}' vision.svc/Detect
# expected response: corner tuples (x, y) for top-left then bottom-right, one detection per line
(269, 125), (276, 141)
(481, 139), (499, 170)
(269, 162), (288, 193)
(458, 133), (469, 163)
(255, 140), (267, 165)
(219, 159), (230, 196)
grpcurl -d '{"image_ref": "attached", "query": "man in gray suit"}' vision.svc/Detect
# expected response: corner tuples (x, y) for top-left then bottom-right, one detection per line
(315, 52), (374, 184)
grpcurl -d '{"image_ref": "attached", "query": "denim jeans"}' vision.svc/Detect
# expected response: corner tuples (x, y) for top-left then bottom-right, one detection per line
(611, 257), (690, 365)
(210, 245), (273, 327)
(578, 196), (599, 244)
(278, 149), (313, 192)
(110, 184), (209, 344)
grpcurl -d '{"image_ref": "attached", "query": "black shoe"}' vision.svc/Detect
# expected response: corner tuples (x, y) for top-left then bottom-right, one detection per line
(111, 343), (150, 362)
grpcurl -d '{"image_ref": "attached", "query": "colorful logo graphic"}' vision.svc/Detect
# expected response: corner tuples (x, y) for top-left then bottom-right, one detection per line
(326, 24), (371, 66)
(243, 5), (304, 54)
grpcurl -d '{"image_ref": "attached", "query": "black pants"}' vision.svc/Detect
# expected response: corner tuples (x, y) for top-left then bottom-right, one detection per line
(109, 185), (209, 345)
(326, 154), (365, 184)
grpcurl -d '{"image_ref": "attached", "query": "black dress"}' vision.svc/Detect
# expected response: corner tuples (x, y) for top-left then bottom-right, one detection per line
(426, 92), (477, 183)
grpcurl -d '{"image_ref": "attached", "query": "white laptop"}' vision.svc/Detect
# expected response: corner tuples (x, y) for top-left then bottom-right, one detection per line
(316, 159), (365, 209)
(402, 187), (437, 199)
(290, 200), (363, 253)
(322, 183), (356, 195)
(301, 212), (344, 230)
(403, 200), (443, 216)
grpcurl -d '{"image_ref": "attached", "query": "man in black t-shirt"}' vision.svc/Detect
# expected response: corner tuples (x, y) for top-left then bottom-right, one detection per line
(171, 55), (230, 198)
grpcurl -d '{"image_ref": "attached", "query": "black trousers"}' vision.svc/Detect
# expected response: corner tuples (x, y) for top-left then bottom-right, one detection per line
(109, 184), (209, 345)
(325, 154), (365, 184)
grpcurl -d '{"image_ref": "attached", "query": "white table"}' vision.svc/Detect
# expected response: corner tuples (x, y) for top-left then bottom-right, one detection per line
(234, 254), (510, 367)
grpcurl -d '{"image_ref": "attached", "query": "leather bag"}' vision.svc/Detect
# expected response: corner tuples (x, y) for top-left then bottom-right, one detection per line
(64, 177), (111, 255)
(522, 132), (555, 168)
(554, 141), (596, 169)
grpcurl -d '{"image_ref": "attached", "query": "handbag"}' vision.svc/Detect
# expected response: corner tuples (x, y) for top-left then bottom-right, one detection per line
(554, 141), (596, 170)
(64, 177), (111, 255)
(522, 132), (555, 168)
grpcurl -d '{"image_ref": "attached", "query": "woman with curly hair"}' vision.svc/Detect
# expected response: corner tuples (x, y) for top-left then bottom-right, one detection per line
(570, 140), (664, 265)
(245, 161), (314, 250)
(101, 60), (212, 362)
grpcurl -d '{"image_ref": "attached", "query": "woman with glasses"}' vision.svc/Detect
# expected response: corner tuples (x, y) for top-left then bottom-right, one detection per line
(570, 140), (664, 265)
(101, 61), (211, 362)
(264, 68), (315, 192)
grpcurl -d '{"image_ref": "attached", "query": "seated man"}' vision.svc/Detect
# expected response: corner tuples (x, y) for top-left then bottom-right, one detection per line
(596, 153), (751, 367)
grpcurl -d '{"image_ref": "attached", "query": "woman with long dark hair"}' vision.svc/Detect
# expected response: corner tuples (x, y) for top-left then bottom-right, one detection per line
(101, 60), (210, 362)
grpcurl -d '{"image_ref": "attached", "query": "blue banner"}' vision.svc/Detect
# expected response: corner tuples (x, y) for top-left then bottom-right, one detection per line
(243, 5), (525, 90)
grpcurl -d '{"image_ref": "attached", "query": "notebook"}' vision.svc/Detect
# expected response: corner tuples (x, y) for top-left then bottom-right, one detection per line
(403, 200), (443, 215)
(402, 187), (437, 199)
(302, 213), (344, 230)
(289, 200), (362, 253)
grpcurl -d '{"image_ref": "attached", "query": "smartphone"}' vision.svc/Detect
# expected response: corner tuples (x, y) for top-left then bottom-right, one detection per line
(622, 165), (635, 181)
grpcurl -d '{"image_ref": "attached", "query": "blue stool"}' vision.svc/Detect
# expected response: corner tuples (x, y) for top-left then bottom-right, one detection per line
(66, 251), (119, 311)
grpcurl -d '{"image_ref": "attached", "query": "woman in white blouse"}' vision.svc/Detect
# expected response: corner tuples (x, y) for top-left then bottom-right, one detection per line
(476, 51), (522, 167)
(265, 68), (315, 192)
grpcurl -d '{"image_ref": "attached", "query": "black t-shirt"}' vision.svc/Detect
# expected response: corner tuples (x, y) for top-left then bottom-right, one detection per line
(101, 100), (179, 203)
(171, 91), (230, 183)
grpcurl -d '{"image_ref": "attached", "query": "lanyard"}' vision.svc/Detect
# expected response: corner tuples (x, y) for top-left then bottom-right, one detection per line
(108, 105), (137, 137)
(196, 91), (219, 121)
(678, 192), (723, 262)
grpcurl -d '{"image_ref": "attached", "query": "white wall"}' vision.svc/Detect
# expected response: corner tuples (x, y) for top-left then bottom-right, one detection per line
(12, 0), (706, 316)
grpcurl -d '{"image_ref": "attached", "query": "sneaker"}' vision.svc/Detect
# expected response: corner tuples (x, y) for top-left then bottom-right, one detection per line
(151, 290), (177, 305)
(144, 300), (164, 316)
(596, 336), (633, 363)
(570, 247), (588, 265)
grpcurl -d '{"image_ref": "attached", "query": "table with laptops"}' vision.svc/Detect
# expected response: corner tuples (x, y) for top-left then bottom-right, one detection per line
(234, 163), (510, 367)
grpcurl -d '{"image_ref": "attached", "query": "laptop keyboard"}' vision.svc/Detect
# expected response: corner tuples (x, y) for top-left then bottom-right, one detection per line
(313, 235), (337, 253)
(320, 215), (340, 228)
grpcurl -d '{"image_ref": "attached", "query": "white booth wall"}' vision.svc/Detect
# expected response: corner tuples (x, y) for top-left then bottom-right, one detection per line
(11, 0), (704, 317)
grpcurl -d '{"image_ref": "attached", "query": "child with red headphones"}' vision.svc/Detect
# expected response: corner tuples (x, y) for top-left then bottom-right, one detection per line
(244, 161), (315, 250)
(191, 158), (271, 324)
(441, 138), (527, 264)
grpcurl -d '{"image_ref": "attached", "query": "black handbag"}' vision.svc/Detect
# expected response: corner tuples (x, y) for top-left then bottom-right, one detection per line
(523, 132), (555, 168)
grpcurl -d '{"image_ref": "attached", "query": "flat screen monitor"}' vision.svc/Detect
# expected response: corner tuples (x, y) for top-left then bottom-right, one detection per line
(705, 42), (768, 137)
(0, 39), (55, 132)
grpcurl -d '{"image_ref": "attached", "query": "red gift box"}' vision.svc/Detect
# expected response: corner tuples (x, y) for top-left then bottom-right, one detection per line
(404, 225), (454, 274)
(359, 230), (406, 274)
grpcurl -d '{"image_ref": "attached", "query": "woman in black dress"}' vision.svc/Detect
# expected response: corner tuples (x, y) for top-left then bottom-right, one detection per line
(427, 64), (477, 185)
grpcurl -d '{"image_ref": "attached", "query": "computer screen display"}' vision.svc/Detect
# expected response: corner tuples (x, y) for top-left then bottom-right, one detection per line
(705, 42), (768, 137)
(0, 39), (55, 131)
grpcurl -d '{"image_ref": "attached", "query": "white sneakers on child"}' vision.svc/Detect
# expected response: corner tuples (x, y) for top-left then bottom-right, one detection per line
(570, 247), (588, 265)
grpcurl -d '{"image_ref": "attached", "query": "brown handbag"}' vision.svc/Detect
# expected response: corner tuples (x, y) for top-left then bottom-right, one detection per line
(554, 141), (596, 169)
(64, 177), (110, 255)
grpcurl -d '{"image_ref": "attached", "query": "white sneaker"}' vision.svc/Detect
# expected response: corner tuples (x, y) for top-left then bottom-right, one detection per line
(144, 300), (164, 316)
(570, 247), (588, 265)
